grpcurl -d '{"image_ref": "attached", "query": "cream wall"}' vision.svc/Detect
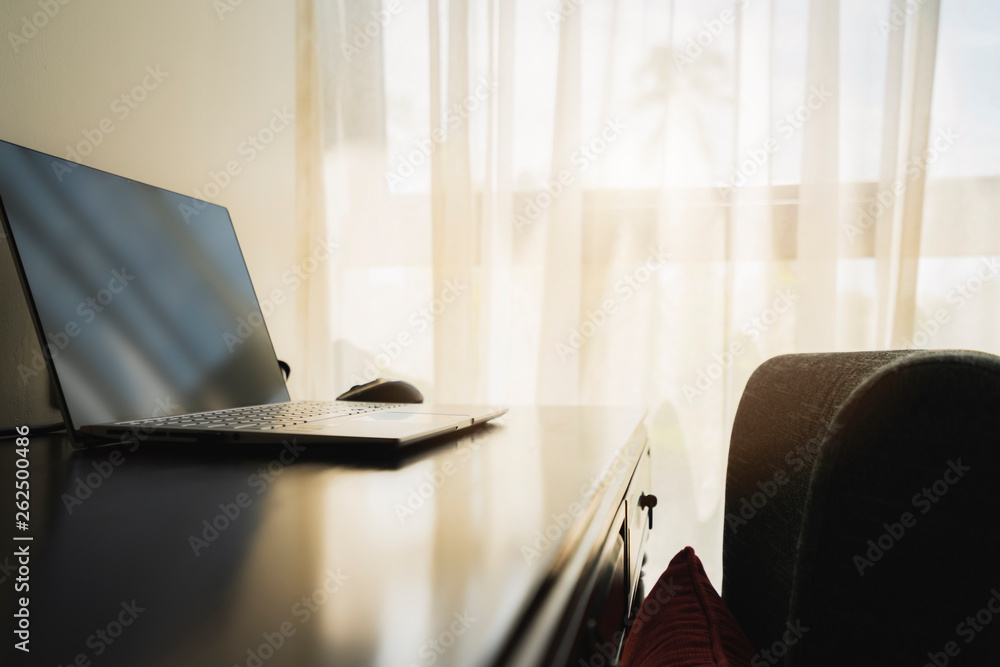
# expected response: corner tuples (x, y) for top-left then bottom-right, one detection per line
(0, 0), (298, 425)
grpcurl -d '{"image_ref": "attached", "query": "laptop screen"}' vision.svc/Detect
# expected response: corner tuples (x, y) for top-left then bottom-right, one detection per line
(0, 140), (290, 429)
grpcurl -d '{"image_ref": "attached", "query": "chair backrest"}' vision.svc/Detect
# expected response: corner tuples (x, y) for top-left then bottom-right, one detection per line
(723, 349), (1000, 664)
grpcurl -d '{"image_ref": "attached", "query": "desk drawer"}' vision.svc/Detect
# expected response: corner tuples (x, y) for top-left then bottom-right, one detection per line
(625, 444), (653, 617)
(564, 443), (653, 666)
(570, 500), (629, 665)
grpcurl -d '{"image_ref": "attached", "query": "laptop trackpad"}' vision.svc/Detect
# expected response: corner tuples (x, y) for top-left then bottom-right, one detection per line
(281, 412), (472, 438)
(352, 412), (467, 423)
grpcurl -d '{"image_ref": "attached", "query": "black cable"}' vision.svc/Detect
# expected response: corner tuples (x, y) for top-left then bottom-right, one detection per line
(0, 422), (66, 438)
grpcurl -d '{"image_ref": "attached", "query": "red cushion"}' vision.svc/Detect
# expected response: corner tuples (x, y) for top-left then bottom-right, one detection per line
(621, 547), (756, 667)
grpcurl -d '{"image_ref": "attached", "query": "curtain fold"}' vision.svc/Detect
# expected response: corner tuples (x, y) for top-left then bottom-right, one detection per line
(886, 0), (941, 347)
(294, 0), (333, 400)
(293, 0), (997, 580)
(795, 0), (840, 353)
(479, 0), (515, 404)
(429, 0), (477, 404)
(535, 3), (583, 405)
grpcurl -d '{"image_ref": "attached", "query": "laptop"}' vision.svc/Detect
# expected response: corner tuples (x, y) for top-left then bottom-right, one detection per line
(0, 139), (505, 450)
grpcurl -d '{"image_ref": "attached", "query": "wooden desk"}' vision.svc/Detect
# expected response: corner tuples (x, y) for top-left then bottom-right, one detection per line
(2, 406), (652, 666)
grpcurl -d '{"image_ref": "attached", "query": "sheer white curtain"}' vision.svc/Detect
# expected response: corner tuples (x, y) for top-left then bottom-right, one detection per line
(294, 0), (1000, 578)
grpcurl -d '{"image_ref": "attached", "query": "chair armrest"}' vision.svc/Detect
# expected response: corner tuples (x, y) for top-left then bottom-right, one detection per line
(723, 350), (920, 650)
(787, 350), (1000, 665)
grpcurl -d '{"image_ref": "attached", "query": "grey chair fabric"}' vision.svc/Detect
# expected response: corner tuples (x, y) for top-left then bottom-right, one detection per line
(722, 349), (1000, 665)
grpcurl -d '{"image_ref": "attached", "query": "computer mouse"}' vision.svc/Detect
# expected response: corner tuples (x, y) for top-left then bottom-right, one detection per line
(336, 378), (424, 404)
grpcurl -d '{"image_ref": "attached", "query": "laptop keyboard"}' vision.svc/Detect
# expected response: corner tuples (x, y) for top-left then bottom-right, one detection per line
(116, 400), (402, 431)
